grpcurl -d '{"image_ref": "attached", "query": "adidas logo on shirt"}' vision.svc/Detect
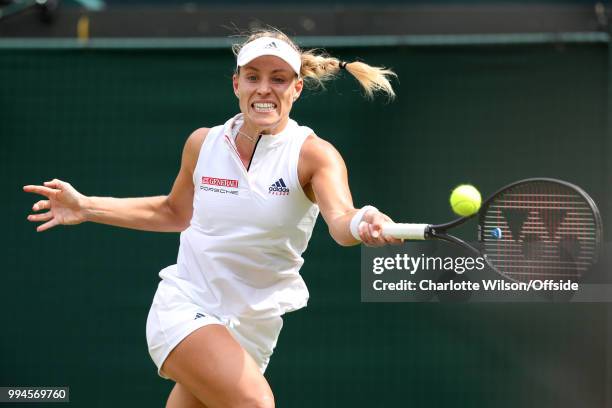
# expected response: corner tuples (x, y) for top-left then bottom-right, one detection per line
(269, 178), (290, 195)
(194, 312), (206, 320)
(264, 41), (278, 49)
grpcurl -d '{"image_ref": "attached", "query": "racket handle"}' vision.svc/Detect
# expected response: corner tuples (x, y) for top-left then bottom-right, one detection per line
(382, 223), (430, 240)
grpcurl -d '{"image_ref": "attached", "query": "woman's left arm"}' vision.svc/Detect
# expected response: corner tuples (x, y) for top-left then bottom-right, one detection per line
(299, 135), (402, 247)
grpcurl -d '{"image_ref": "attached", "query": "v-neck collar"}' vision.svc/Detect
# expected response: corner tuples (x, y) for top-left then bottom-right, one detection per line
(223, 113), (297, 150)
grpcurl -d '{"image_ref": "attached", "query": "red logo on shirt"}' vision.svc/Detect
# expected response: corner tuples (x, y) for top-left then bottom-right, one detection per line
(202, 177), (239, 188)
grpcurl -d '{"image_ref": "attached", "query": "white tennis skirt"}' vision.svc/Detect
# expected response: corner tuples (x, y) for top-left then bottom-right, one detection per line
(145, 280), (283, 379)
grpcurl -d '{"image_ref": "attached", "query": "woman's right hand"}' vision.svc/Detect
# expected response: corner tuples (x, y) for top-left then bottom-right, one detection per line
(23, 179), (89, 232)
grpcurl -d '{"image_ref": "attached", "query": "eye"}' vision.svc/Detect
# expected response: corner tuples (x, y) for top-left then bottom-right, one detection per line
(272, 77), (287, 84)
(246, 75), (257, 81)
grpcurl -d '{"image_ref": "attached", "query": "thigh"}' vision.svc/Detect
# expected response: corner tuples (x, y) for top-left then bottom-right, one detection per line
(166, 383), (208, 408)
(229, 316), (283, 374)
(161, 324), (275, 408)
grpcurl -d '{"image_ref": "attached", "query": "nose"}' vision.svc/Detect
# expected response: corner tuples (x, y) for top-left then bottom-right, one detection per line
(256, 79), (271, 95)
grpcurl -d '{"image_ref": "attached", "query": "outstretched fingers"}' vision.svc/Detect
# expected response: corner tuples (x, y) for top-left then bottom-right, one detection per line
(43, 179), (63, 189)
(32, 200), (50, 212)
(26, 209), (58, 232)
(27, 212), (53, 223)
(23, 184), (60, 198)
(37, 218), (59, 233)
(23, 181), (62, 232)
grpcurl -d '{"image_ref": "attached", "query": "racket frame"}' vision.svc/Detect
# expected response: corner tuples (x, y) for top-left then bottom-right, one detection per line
(477, 177), (603, 265)
(382, 177), (603, 280)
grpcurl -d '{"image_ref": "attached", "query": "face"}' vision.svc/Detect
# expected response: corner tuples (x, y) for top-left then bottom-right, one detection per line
(233, 55), (303, 134)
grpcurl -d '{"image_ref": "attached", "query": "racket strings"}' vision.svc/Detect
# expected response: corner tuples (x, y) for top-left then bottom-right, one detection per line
(481, 181), (599, 282)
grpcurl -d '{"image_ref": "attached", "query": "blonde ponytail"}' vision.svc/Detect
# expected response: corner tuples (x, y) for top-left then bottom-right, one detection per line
(300, 51), (396, 99)
(234, 28), (397, 100)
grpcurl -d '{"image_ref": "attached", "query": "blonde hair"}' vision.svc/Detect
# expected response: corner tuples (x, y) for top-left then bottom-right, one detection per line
(232, 29), (397, 100)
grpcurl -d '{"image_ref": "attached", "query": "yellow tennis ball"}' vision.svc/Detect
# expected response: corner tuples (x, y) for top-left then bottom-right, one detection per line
(450, 184), (481, 216)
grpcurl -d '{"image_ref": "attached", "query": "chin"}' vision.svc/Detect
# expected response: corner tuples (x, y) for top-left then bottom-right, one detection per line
(249, 112), (282, 127)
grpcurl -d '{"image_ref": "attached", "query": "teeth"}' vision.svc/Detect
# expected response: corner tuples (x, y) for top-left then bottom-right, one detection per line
(253, 102), (276, 112)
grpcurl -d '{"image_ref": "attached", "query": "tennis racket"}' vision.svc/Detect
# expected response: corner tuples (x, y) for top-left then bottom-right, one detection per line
(382, 178), (603, 283)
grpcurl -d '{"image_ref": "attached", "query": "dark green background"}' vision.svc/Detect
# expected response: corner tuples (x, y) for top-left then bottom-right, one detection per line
(2, 40), (610, 407)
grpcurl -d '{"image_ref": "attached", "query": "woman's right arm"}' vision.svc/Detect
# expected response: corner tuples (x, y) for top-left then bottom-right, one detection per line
(23, 128), (209, 233)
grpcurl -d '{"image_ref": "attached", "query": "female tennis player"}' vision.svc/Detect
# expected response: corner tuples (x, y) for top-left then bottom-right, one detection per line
(24, 29), (399, 408)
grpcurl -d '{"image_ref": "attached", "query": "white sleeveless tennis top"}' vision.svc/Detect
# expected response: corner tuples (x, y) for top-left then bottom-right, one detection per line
(159, 113), (320, 319)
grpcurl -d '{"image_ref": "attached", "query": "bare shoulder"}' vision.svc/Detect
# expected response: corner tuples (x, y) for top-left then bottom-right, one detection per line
(185, 127), (210, 155)
(299, 134), (347, 188)
(300, 133), (344, 167)
(182, 127), (210, 168)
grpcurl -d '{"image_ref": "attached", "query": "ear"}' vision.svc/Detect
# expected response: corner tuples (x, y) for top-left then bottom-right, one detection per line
(293, 77), (304, 101)
(232, 73), (239, 97)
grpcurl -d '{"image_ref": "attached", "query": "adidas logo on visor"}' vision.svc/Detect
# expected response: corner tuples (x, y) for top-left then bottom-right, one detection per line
(269, 178), (290, 195)
(236, 36), (301, 75)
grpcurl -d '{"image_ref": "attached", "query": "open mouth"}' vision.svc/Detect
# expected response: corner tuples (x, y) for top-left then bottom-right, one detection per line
(252, 102), (277, 113)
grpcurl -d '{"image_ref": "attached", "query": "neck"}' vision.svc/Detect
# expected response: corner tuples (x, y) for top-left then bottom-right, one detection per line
(240, 114), (290, 137)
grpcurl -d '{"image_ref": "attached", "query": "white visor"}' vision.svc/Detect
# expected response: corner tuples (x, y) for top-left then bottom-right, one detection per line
(236, 37), (301, 75)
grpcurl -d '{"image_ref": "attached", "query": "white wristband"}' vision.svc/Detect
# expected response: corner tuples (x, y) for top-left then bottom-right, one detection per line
(350, 205), (378, 241)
